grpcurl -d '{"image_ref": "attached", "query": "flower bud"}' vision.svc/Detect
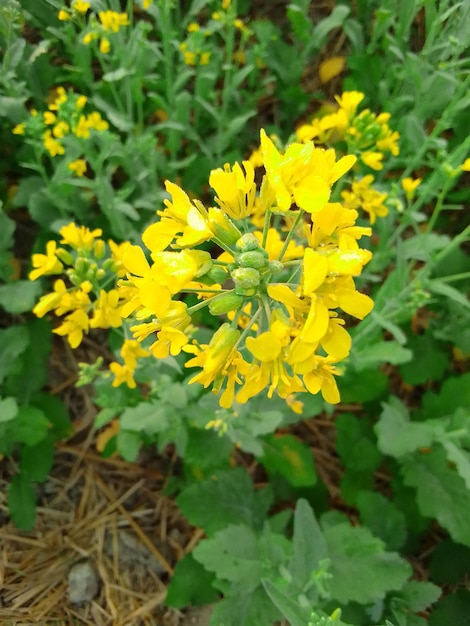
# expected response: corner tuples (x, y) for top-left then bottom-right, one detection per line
(55, 247), (74, 265)
(236, 250), (268, 270)
(206, 265), (228, 284)
(231, 267), (261, 289)
(75, 257), (89, 274)
(208, 292), (244, 315)
(234, 285), (257, 297)
(236, 233), (259, 252)
(205, 323), (240, 374)
(96, 268), (106, 280)
(86, 268), (96, 281)
(268, 260), (284, 274)
(93, 239), (106, 259)
(208, 207), (242, 246)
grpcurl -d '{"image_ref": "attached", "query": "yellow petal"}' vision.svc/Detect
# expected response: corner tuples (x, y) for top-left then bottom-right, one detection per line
(123, 245), (150, 277)
(319, 56), (346, 83)
(246, 332), (282, 362)
(302, 249), (328, 294)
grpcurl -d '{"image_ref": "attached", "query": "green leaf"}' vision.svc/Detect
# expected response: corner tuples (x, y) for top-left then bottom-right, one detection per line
(262, 434), (317, 487)
(120, 402), (168, 434)
(429, 280), (470, 310)
(399, 334), (449, 385)
(94, 407), (117, 429)
(33, 393), (72, 439)
(8, 473), (36, 530)
(401, 233), (450, 261)
(116, 430), (141, 462)
(357, 491), (407, 550)
(20, 436), (55, 483)
(15, 405), (50, 446)
(0, 325), (29, 384)
(177, 467), (272, 535)
(0, 396), (18, 423)
(290, 498), (328, 591)
(312, 5), (350, 47)
(429, 539), (470, 584)
(429, 590), (470, 626)
(262, 579), (310, 626)
(166, 553), (218, 608)
(402, 447), (470, 547)
(397, 580), (441, 612)
(209, 585), (280, 626)
(0, 280), (42, 314)
(421, 373), (470, 419)
(353, 341), (412, 371)
(375, 397), (438, 457)
(337, 367), (388, 403)
(324, 522), (412, 604)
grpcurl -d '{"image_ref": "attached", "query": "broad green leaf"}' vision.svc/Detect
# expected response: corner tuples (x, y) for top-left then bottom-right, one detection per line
(262, 579), (310, 626)
(120, 402), (168, 434)
(176, 467), (273, 535)
(357, 491), (407, 550)
(375, 398), (439, 457)
(441, 438), (470, 490)
(8, 473), (36, 530)
(0, 281), (42, 314)
(290, 498), (328, 591)
(94, 407), (117, 429)
(353, 341), (412, 371)
(337, 367), (388, 403)
(324, 522), (412, 604)
(336, 413), (382, 472)
(0, 397), (18, 423)
(33, 393), (72, 439)
(401, 233), (450, 261)
(397, 580), (441, 612)
(262, 434), (317, 487)
(183, 428), (232, 473)
(421, 373), (470, 419)
(0, 325), (29, 384)
(402, 447), (470, 547)
(429, 590), (470, 626)
(429, 539), (470, 584)
(20, 436), (55, 483)
(399, 334), (449, 385)
(15, 405), (50, 446)
(116, 430), (141, 462)
(429, 280), (470, 310)
(0, 210), (15, 252)
(166, 553), (218, 608)
(209, 584), (280, 626)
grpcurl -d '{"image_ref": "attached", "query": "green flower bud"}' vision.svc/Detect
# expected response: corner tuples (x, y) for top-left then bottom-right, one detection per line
(231, 267), (261, 289)
(236, 233), (259, 252)
(208, 292), (244, 315)
(102, 258), (115, 272)
(234, 285), (257, 297)
(55, 247), (74, 266)
(207, 265), (228, 284)
(85, 268), (96, 281)
(96, 268), (106, 280)
(68, 270), (82, 286)
(208, 208), (242, 246)
(75, 257), (89, 274)
(268, 260), (284, 274)
(236, 250), (269, 270)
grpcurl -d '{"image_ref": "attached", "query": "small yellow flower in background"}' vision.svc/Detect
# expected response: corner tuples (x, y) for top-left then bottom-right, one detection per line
(29, 241), (64, 281)
(212, 12), (221, 20)
(461, 158), (470, 171)
(222, 0), (231, 8)
(199, 51), (211, 65)
(77, 95), (87, 109)
(82, 32), (96, 45)
(54, 309), (89, 348)
(43, 111), (56, 125)
(98, 10), (130, 32)
(43, 130), (65, 157)
(362, 151), (384, 171)
(187, 22), (200, 32)
(60, 222), (102, 250)
(48, 86), (68, 111)
(12, 123), (25, 135)
(233, 18), (244, 30)
(99, 38), (111, 54)
(183, 50), (196, 65)
(68, 159), (87, 177)
(402, 177), (422, 199)
(342, 175), (388, 224)
(72, 0), (90, 12)
(58, 9), (71, 21)
(335, 91), (364, 118)
(52, 121), (70, 138)
(143, 0), (152, 8)
(318, 56), (346, 84)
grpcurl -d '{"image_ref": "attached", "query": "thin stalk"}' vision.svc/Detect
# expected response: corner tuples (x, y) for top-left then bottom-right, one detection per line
(278, 210), (304, 262)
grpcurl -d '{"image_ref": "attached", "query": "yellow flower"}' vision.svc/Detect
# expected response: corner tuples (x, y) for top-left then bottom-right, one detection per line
(222, 0), (231, 8)
(52, 121), (70, 138)
(98, 10), (130, 32)
(99, 38), (111, 54)
(73, 115), (89, 138)
(12, 123), (25, 135)
(68, 159), (87, 177)
(209, 161), (256, 220)
(362, 151), (384, 170)
(58, 9), (71, 21)
(341, 175), (388, 224)
(187, 22), (200, 32)
(110, 362), (137, 388)
(318, 56), (345, 84)
(185, 323), (240, 387)
(77, 95), (87, 109)
(199, 52), (211, 65)
(48, 86), (68, 111)
(461, 158), (470, 171)
(90, 290), (123, 329)
(121, 340), (149, 369)
(32, 279), (67, 317)
(29, 241), (64, 281)
(335, 91), (364, 118)
(86, 111), (109, 131)
(82, 33), (96, 45)
(53, 309), (89, 348)
(43, 130), (65, 157)
(401, 177), (422, 199)
(72, 0), (90, 12)
(60, 223), (103, 250)
(260, 129), (356, 213)
(43, 111), (56, 125)
(183, 51), (196, 65)
(143, 0), (152, 8)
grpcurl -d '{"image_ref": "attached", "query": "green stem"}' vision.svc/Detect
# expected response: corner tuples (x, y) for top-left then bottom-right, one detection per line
(278, 210), (304, 262)
(261, 208), (272, 248)
(187, 296), (218, 315)
(439, 271), (470, 283)
(233, 306), (263, 351)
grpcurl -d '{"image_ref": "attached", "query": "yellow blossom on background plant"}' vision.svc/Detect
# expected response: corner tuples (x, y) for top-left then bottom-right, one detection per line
(68, 159), (87, 177)
(402, 177), (422, 199)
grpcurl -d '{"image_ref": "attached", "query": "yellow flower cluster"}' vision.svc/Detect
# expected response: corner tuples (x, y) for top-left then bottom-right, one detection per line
(12, 87), (109, 163)
(30, 223), (128, 350)
(296, 91), (400, 171)
(112, 130), (373, 408)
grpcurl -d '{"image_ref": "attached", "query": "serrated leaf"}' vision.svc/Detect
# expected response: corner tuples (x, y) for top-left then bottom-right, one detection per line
(0, 325), (29, 384)
(402, 447), (470, 546)
(176, 467), (272, 535)
(15, 405), (50, 446)
(357, 491), (407, 550)
(324, 522), (412, 604)
(262, 434), (317, 487)
(290, 498), (328, 591)
(441, 439), (470, 490)
(120, 402), (168, 434)
(399, 334), (449, 385)
(354, 341), (412, 371)
(0, 280), (42, 314)
(336, 413), (382, 471)
(398, 580), (441, 612)
(209, 584), (280, 626)
(8, 473), (36, 530)
(375, 398), (439, 457)
(166, 553), (218, 608)
(421, 373), (470, 419)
